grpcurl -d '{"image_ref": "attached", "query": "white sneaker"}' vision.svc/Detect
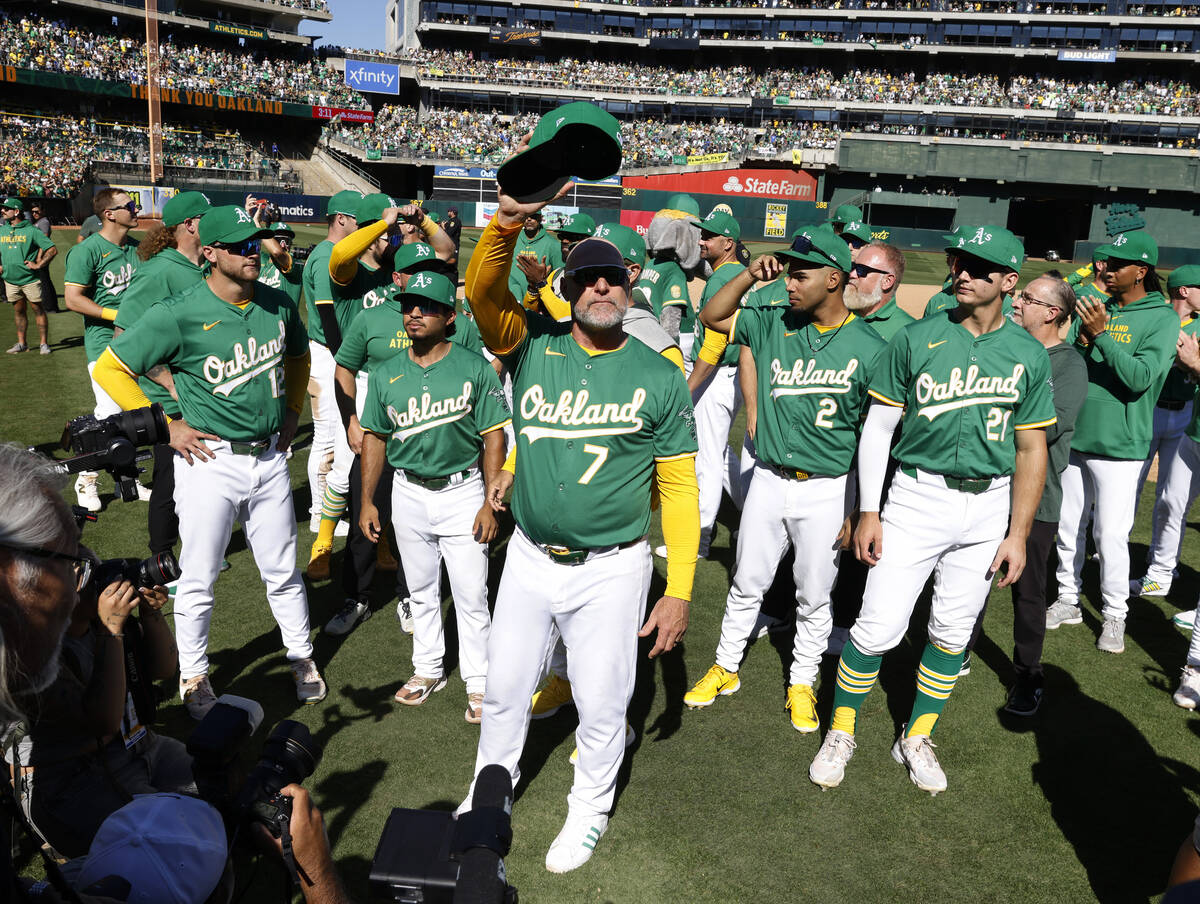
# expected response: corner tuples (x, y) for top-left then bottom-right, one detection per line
(180, 674), (218, 720)
(545, 811), (609, 873)
(891, 727), (948, 795)
(1174, 665), (1200, 709)
(135, 482), (152, 502)
(1096, 617), (1125, 654)
(396, 598), (414, 634)
(824, 626), (850, 657)
(325, 598), (371, 635)
(1174, 609), (1196, 630)
(74, 474), (102, 513)
(809, 729), (856, 790)
(291, 657), (328, 704)
(1130, 575), (1170, 598)
(1045, 599), (1083, 630)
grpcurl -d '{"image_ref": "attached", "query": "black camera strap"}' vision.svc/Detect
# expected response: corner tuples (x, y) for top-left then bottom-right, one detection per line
(277, 818), (302, 887)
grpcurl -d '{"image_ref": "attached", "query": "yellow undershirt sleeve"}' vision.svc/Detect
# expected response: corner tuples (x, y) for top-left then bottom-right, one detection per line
(502, 445), (517, 475)
(330, 219), (389, 284)
(94, 347), (153, 412)
(660, 345), (685, 375)
(655, 454), (699, 602)
(100, 307), (117, 323)
(464, 219), (528, 355)
(284, 352), (311, 414)
(697, 330), (729, 366)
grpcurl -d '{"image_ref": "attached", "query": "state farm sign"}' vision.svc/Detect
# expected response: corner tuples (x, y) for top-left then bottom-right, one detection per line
(623, 168), (816, 200)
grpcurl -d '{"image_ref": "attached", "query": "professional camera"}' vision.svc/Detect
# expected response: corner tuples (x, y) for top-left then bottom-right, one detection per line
(234, 720), (321, 840)
(92, 551), (181, 592)
(56, 405), (169, 504)
(255, 199), (282, 226)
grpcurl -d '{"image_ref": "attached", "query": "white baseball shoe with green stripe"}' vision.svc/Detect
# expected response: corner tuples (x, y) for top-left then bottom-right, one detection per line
(545, 811), (609, 873)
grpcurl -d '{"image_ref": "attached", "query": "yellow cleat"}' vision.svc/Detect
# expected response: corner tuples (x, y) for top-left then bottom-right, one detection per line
(531, 674), (573, 719)
(786, 683), (819, 733)
(306, 541), (332, 581)
(376, 540), (398, 573)
(684, 664), (740, 709)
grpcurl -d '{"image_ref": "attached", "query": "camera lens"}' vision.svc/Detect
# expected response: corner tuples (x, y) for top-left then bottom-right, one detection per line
(260, 720), (320, 789)
(137, 551), (181, 587)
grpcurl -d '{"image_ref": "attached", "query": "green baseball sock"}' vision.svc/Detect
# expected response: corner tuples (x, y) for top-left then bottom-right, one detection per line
(831, 638), (882, 735)
(906, 642), (964, 738)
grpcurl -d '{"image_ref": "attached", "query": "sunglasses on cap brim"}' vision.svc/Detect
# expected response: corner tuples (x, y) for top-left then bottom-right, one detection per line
(565, 266), (629, 287)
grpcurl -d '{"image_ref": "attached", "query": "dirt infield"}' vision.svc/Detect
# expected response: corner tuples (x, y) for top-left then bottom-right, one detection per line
(896, 283), (942, 318)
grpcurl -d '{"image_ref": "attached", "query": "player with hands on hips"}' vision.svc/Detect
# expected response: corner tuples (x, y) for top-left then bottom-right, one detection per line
(809, 225), (1055, 796)
(357, 270), (511, 723)
(682, 227), (885, 736)
(1051, 231), (1178, 653)
(459, 148), (699, 873)
(92, 206), (326, 719)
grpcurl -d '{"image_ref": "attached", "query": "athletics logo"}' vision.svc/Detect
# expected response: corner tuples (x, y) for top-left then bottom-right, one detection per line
(518, 385), (647, 442)
(967, 227), (992, 246)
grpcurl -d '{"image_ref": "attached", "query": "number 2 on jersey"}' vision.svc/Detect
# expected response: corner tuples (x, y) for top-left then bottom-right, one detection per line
(986, 407), (1012, 442)
(815, 397), (837, 429)
(578, 443), (609, 484)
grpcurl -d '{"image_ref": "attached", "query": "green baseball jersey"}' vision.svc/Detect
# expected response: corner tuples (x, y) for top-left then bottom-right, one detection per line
(1067, 291), (1179, 459)
(108, 281), (308, 441)
(731, 307), (885, 475)
(258, 251), (303, 306)
(0, 219), (53, 286)
(508, 227), (563, 303)
(693, 260), (747, 367)
(302, 240), (335, 345)
(1073, 281), (1108, 306)
(642, 258), (692, 329)
(360, 343), (511, 476)
(862, 297), (916, 342)
(1158, 313), (1200, 404)
(870, 312), (1056, 479)
(335, 286), (484, 375)
(503, 314), (698, 548)
(64, 233), (139, 362)
(113, 248), (208, 418)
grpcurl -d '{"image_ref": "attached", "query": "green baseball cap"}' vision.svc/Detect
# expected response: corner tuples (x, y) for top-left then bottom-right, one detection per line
(269, 221), (295, 237)
(942, 227), (965, 250)
(776, 224), (851, 273)
(556, 212), (596, 238)
(162, 191), (210, 227)
(399, 270), (456, 310)
(1, 197), (23, 211)
(664, 193), (701, 222)
(593, 222), (646, 265)
(327, 189), (364, 218)
(198, 205), (272, 246)
(1098, 230), (1158, 267)
(1167, 264), (1200, 291)
(393, 241), (439, 273)
(496, 101), (623, 204)
(840, 219), (873, 244)
(946, 225), (1025, 272)
(830, 204), (863, 226)
(357, 193), (400, 225)
(700, 209), (740, 241)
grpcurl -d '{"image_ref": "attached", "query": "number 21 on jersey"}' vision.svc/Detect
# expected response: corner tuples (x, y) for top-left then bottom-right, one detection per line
(986, 407), (1012, 442)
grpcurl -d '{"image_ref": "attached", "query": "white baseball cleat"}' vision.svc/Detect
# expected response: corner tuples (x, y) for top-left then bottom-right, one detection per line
(1130, 575), (1170, 598)
(180, 673), (218, 720)
(808, 729), (856, 790)
(135, 482), (152, 502)
(892, 728), (947, 796)
(1174, 666), (1200, 710)
(1174, 609), (1196, 630)
(545, 811), (608, 874)
(291, 658), (328, 704)
(74, 474), (102, 513)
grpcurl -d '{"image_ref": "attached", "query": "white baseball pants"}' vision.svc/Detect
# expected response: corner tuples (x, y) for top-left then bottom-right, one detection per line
(1136, 401), (1192, 546)
(723, 432), (757, 512)
(391, 471), (490, 693)
(680, 332), (694, 377)
(173, 440), (313, 680)
(715, 466), (850, 686)
(692, 364), (742, 556)
(849, 469), (1011, 655)
(1055, 452), (1143, 619)
(86, 360), (122, 419)
(324, 371), (369, 498)
(306, 340), (339, 520)
(1145, 437), (1200, 586)
(470, 528), (652, 817)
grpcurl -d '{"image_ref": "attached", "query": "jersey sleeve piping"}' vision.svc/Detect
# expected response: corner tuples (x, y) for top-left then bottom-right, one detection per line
(1015, 416), (1057, 430)
(867, 389), (905, 407)
(479, 418), (512, 435)
(654, 451), (698, 463)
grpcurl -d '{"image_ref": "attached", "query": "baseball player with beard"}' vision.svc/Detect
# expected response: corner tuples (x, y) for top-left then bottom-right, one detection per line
(93, 206), (326, 717)
(809, 225), (1054, 795)
(460, 175), (699, 873)
(1049, 231), (1178, 653)
(682, 226), (885, 732)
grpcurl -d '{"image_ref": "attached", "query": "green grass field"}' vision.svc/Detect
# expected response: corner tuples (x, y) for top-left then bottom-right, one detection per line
(5, 228), (1197, 903)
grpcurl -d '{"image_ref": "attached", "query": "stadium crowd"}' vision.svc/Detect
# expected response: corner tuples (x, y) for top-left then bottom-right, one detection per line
(0, 11), (367, 108)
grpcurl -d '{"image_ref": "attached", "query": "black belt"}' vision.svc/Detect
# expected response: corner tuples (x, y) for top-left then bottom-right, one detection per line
(769, 463), (832, 482)
(538, 536), (645, 566)
(402, 469), (472, 491)
(900, 465), (995, 495)
(1158, 399), (1190, 411)
(229, 439), (271, 456)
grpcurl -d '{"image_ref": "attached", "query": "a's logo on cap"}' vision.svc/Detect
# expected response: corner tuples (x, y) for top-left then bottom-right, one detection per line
(411, 273), (432, 289)
(968, 227), (992, 246)
(1113, 234), (1128, 246)
(596, 225), (611, 237)
(415, 244), (431, 257)
(234, 208), (252, 224)
(848, 221), (861, 230)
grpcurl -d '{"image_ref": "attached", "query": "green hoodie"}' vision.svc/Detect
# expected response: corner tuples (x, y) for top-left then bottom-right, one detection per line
(508, 226), (563, 303)
(1067, 290), (1178, 459)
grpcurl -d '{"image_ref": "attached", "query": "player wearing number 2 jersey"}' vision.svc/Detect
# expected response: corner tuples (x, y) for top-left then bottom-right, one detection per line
(810, 225), (1054, 796)
(682, 225), (885, 732)
(460, 176), (699, 874)
(93, 206), (326, 718)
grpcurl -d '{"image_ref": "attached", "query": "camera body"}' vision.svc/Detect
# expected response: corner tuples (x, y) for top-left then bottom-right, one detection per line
(92, 551), (181, 592)
(57, 405), (169, 505)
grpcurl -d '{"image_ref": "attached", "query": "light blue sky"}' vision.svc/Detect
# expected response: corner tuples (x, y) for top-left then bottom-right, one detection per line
(299, 0), (387, 50)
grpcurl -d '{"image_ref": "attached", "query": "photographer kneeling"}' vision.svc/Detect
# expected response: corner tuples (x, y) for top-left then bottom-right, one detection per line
(5, 568), (195, 859)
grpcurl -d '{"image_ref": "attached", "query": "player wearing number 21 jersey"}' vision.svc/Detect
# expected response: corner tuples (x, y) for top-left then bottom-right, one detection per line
(810, 225), (1054, 796)
(682, 226), (885, 734)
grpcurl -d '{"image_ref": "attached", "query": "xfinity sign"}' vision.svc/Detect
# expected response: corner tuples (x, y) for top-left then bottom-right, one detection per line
(344, 60), (400, 95)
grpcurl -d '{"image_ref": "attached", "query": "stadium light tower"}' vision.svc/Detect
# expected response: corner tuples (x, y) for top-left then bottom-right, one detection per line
(144, 0), (163, 184)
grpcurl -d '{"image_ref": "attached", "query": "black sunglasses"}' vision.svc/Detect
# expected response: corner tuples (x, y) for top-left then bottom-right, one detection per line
(211, 238), (261, 258)
(3, 544), (93, 591)
(850, 262), (891, 278)
(106, 201), (138, 214)
(399, 297), (453, 314)
(567, 266), (629, 287)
